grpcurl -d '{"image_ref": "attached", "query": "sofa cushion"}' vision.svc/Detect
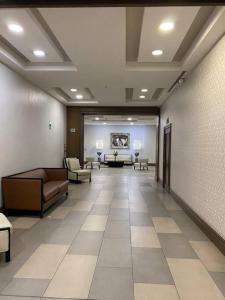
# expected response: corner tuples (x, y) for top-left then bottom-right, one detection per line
(15, 169), (48, 183)
(67, 158), (80, 171)
(57, 180), (69, 192)
(43, 182), (60, 202)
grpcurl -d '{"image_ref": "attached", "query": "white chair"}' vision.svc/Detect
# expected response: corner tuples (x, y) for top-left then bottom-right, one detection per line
(134, 159), (149, 171)
(64, 157), (91, 182)
(85, 157), (100, 169)
(0, 213), (12, 262)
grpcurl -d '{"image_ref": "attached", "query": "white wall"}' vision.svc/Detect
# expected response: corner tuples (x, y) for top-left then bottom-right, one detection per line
(0, 63), (66, 206)
(84, 124), (156, 162)
(160, 36), (225, 239)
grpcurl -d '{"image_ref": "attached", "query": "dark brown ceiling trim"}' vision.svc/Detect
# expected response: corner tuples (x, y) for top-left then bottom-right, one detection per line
(0, 0), (224, 7)
(68, 106), (160, 115)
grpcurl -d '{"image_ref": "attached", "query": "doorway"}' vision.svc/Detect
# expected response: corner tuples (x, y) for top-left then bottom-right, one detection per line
(163, 124), (172, 191)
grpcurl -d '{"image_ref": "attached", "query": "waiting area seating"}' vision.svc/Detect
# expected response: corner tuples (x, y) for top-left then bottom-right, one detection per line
(104, 154), (133, 165)
(0, 213), (12, 262)
(64, 157), (91, 182)
(2, 168), (69, 217)
(134, 159), (149, 170)
(85, 157), (100, 169)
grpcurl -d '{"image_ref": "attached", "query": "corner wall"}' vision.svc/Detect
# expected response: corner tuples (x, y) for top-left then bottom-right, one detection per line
(160, 36), (225, 239)
(0, 63), (66, 206)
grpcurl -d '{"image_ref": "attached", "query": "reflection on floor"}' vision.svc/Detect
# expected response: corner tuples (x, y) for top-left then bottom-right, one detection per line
(0, 167), (224, 300)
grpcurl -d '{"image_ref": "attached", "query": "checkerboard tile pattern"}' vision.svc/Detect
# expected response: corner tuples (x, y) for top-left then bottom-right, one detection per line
(0, 167), (224, 300)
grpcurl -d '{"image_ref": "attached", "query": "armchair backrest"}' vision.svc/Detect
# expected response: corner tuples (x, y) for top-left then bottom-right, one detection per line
(65, 157), (81, 171)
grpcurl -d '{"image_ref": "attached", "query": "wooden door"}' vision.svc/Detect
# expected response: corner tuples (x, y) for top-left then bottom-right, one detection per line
(163, 124), (172, 191)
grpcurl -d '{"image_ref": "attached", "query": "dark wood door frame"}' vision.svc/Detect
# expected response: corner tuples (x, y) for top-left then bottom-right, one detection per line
(163, 123), (172, 191)
(67, 106), (160, 181)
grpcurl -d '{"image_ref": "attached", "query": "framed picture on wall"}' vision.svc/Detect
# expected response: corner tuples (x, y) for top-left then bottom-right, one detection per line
(111, 133), (130, 149)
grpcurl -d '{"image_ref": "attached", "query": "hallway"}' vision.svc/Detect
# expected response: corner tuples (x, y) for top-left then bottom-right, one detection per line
(0, 168), (224, 300)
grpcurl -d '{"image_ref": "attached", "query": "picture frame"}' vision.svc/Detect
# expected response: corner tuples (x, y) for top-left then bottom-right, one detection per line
(111, 133), (130, 149)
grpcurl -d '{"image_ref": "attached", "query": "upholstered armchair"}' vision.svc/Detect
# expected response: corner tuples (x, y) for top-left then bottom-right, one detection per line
(0, 213), (12, 262)
(64, 157), (91, 182)
(134, 159), (149, 170)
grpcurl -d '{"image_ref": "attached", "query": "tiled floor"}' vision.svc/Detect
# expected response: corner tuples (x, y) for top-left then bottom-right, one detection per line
(0, 167), (224, 300)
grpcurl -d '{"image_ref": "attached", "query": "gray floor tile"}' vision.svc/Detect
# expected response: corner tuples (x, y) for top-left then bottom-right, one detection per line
(2, 278), (49, 297)
(104, 221), (130, 239)
(132, 247), (174, 284)
(130, 212), (153, 226)
(108, 208), (129, 221)
(209, 272), (225, 296)
(89, 267), (134, 300)
(89, 204), (110, 215)
(98, 238), (132, 268)
(62, 211), (88, 225)
(158, 233), (198, 258)
(0, 297), (38, 300)
(170, 211), (208, 241)
(44, 223), (80, 245)
(69, 231), (103, 255)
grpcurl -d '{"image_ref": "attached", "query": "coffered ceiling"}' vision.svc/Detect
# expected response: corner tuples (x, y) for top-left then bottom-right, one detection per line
(0, 6), (224, 106)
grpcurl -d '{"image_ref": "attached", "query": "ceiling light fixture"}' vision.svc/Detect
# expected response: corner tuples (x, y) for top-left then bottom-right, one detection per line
(152, 49), (163, 56)
(8, 23), (24, 33)
(76, 94), (83, 99)
(159, 21), (174, 32)
(33, 50), (46, 57)
(128, 117), (132, 121)
(141, 89), (148, 93)
(103, 122), (107, 125)
(95, 117), (100, 120)
(70, 88), (77, 92)
(139, 95), (146, 99)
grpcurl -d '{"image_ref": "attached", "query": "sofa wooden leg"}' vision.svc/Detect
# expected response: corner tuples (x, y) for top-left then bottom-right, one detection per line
(66, 192), (68, 196)
(5, 249), (10, 262)
(89, 177), (92, 183)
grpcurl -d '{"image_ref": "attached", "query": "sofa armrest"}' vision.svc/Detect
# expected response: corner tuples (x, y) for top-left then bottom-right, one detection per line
(44, 168), (68, 181)
(2, 178), (42, 211)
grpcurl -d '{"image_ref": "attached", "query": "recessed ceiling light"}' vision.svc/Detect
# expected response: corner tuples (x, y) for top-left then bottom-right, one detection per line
(95, 117), (100, 120)
(130, 122), (134, 125)
(159, 21), (174, 32)
(33, 50), (46, 57)
(8, 23), (24, 33)
(141, 89), (148, 93)
(128, 117), (132, 121)
(70, 88), (77, 92)
(152, 49), (163, 56)
(139, 95), (146, 99)
(76, 94), (83, 99)
(103, 122), (107, 125)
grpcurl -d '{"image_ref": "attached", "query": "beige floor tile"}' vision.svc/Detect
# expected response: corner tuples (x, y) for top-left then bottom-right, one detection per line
(167, 258), (224, 300)
(96, 197), (112, 205)
(73, 201), (94, 211)
(47, 207), (72, 219)
(190, 241), (225, 272)
(12, 217), (39, 229)
(134, 283), (180, 300)
(111, 200), (129, 208)
(15, 244), (69, 279)
(81, 215), (108, 231)
(44, 254), (97, 299)
(153, 217), (181, 234)
(131, 226), (161, 248)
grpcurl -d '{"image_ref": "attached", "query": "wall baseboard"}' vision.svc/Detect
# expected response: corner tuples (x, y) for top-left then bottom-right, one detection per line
(170, 189), (225, 255)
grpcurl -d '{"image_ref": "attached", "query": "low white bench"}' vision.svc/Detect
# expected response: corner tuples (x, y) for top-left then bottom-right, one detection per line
(0, 213), (12, 262)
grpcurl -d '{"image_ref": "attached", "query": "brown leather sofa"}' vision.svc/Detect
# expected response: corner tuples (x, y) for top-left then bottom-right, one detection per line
(2, 168), (69, 217)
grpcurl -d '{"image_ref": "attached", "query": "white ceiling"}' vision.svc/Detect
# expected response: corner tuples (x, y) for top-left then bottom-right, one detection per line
(0, 6), (224, 107)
